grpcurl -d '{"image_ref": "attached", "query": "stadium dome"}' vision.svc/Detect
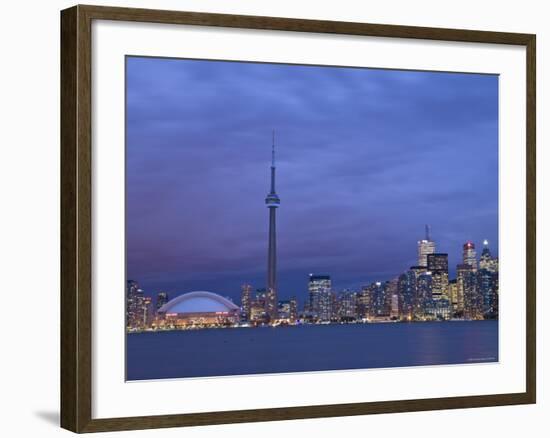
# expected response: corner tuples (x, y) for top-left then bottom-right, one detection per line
(159, 291), (239, 314)
(157, 291), (239, 327)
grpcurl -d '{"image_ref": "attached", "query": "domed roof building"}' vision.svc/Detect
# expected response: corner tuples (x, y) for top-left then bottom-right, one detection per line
(158, 291), (240, 327)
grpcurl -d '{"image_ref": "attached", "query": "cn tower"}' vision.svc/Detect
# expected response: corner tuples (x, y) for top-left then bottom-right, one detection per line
(265, 131), (280, 321)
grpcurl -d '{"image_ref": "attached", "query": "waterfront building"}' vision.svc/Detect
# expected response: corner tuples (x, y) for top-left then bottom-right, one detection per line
(447, 279), (460, 314)
(479, 240), (499, 273)
(427, 253), (449, 301)
(156, 291), (169, 312)
(369, 281), (387, 318)
(240, 283), (253, 321)
(417, 224), (436, 267)
(425, 299), (452, 320)
(386, 278), (399, 319)
(308, 274), (332, 321)
(142, 296), (153, 328)
(456, 264), (474, 317)
(398, 270), (416, 320)
(277, 300), (291, 319)
(357, 286), (372, 320)
(463, 241), (478, 272)
(289, 297), (298, 322)
(477, 268), (499, 318)
(337, 290), (358, 321)
(415, 272), (433, 319)
(127, 280), (145, 330)
(158, 291), (240, 327)
(265, 132), (280, 321)
(457, 263), (482, 319)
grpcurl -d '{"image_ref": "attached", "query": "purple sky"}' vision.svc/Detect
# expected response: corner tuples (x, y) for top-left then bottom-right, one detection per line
(126, 56), (498, 304)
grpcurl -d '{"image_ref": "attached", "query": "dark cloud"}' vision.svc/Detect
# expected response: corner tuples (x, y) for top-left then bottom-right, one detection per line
(126, 57), (498, 303)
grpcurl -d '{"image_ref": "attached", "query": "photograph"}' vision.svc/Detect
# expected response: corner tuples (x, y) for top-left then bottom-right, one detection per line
(125, 56), (500, 381)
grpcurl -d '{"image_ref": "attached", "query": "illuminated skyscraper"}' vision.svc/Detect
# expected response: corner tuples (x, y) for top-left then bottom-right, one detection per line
(357, 286), (371, 320)
(479, 240), (498, 272)
(477, 268), (498, 318)
(289, 297), (298, 323)
(415, 272), (433, 319)
(126, 280), (144, 330)
(417, 224), (436, 267)
(308, 274), (332, 321)
(463, 241), (478, 271)
(448, 279), (459, 314)
(457, 263), (481, 319)
(142, 296), (153, 328)
(369, 281), (386, 318)
(241, 283), (253, 321)
(156, 291), (169, 312)
(398, 270), (416, 320)
(337, 290), (358, 321)
(427, 253), (449, 301)
(265, 132), (280, 321)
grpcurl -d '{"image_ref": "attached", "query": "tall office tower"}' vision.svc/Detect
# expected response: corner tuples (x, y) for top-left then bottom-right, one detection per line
(398, 270), (416, 320)
(386, 278), (399, 319)
(126, 280), (144, 330)
(289, 297), (298, 323)
(369, 281), (387, 318)
(479, 240), (499, 272)
(156, 291), (169, 312)
(308, 274), (332, 321)
(447, 279), (459, 314)
(338, 290), (358, 321)
(357, 286), (372, 320)
(415, 272), (433, 319)
(456, 264), (474, 316)
(457, 263), (481, 319)
(477, 269), (499, 318)
(417, 224), (436, 267)
(142, 296), (153, 328)
(240, 284), (253, 321)
(463, 241), (478, 271)
(265, 132), (280, 321)
(427, 253), (449, 301)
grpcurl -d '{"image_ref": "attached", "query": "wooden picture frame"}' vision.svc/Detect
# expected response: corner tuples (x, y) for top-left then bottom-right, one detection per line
(60, 4), (536, 433)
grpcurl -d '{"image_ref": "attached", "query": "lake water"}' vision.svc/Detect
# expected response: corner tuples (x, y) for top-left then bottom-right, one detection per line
(126, 320), (498, 380)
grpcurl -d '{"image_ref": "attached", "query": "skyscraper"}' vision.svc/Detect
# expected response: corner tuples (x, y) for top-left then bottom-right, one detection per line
(156, 291), (169, 312)
(308, 274), (332, 321)
(126, 280), (144, 330)
(289, 297), (298, 323)
(427, 253), (449, 301)
(457, 263), (481, 319)
(463, 241), (478, 271)
(417, 224), (436, 267)
(240, 284), (253, 321)
(337, 290), (358, 321)
(477, 268), (498, 318)
(415, 272), (433, 319)
(398, 270), (416, 320)
(479, 240), (498, 272)
(265, 132), (280, 321)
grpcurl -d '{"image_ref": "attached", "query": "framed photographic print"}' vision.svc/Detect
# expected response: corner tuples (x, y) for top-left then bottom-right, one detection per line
(60, 4), (536, 433)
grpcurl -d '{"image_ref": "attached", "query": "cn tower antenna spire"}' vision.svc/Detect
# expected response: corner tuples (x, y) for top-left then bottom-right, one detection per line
(272, 129), (275, 167)
(425, 224), (431, 241)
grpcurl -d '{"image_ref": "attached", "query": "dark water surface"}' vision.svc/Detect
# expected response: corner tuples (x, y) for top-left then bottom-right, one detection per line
(126, 320), (498, 380)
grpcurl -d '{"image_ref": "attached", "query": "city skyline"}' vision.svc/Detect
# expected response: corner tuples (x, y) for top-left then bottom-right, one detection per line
(126, 56), (498, 303)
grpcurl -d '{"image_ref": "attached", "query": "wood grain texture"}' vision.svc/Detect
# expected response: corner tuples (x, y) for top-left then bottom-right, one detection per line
(60, 4), (537, 433)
